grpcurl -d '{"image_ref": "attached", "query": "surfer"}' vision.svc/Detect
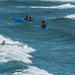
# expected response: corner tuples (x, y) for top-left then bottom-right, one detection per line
(1, 40), (5, 44)
(1, 40), (6, 46)
(28, 17), (31, 21)
(23, 15), (28, 21)
(41, 21), (46, 28)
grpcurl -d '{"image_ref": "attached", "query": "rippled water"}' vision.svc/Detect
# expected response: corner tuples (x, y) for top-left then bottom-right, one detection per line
(0, 0), (75, 75)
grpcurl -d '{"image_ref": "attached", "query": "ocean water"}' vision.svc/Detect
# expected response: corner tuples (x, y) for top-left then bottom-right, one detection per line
(0, 0), (75, 75)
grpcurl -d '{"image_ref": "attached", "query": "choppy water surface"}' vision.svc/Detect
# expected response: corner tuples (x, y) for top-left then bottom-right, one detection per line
(0, 0), (75, 75)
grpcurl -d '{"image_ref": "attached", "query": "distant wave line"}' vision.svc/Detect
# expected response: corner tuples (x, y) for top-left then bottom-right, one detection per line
(31, 3), (75, 9)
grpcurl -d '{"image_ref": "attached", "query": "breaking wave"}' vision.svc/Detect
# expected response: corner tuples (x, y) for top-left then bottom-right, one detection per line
(64, 14), (75, 19)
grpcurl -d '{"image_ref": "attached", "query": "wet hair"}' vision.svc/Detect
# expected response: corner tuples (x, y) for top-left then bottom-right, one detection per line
(42, 21), (44, 23)
(26, 15), (27, 17)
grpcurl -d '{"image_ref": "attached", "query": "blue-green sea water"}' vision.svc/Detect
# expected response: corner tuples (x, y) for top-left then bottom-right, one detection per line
(0, 0), (75, 75)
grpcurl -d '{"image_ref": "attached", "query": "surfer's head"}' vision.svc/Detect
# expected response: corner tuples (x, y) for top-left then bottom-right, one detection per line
(42, 21), (44, 23)
(2, 40), (5, 44)
(26, 15), (27, 17)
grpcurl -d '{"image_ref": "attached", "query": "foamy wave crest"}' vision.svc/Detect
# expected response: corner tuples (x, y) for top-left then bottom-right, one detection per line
(31, 3), (75, 9)
(0, 35), (35, 64)
(50, 3), (75, 9)
(64, 14), (75, 19)
(41, 0), (75, 2)
(13, 66), (54, 75)
(13, 3), (75, 9)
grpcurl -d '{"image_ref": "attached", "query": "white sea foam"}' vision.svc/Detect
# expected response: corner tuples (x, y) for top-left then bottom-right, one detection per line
(0, 35), (53, 75)
(0, 35), (35, 64)
(64, 14), (75, 19)
(31, 3), (75, 9)
(13, 66), (54, 75)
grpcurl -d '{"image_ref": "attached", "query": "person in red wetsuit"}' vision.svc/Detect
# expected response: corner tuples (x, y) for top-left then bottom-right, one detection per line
(41, 21), (46, 28)
(28, 17), (31, 21)
(1, 40), (5, 44)
(24, 15), (28, 20)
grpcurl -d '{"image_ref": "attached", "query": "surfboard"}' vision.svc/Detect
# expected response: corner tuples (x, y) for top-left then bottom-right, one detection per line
(32, 25), (47, 29)
(0, 43), (24, 46)
(9, 17), (26, 22)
